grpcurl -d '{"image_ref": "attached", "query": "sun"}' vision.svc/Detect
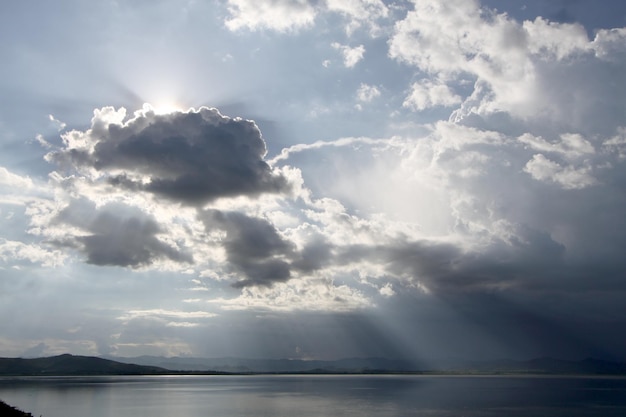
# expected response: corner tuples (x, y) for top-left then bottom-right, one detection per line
(147, 100), (186, 115)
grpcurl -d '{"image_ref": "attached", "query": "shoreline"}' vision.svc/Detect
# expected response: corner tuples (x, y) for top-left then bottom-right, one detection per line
(0, 400), (34, 417)
(2, 371), (626, 377)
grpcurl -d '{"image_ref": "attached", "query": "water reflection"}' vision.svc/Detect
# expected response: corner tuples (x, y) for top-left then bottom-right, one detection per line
(1, 375), (625, 417)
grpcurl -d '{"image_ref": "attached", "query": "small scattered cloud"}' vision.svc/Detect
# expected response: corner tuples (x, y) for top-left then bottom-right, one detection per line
(48, 114), (66, 131)
(356, 83), (381, 102)
(331, 42), (365, 68)
(379, 283), (395, 297)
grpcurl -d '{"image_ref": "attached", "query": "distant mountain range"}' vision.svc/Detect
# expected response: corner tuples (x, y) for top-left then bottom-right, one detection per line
(103, 355), (417, 373)
(446, 357), (626, 375)
(108, 355), (626, 375)
(0, 354), (625, 376)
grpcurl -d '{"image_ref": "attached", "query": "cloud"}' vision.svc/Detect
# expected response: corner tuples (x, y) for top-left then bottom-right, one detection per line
(523, 154), (597, 189)
(332, 42), (365, 68)
(0, 238), (65, 268)
(224, 0), (318, 32)
(519, 133), (595, 159)
(201, 209), (295, 287)
(272, 106), (626, 303)
(46, 105), (290, 205)
(388, 0), (600, 123)
(403, 79), (462, 111)
(326, 0), (388, 34)
(53, 200), (192, 268)
(269, 136), (389, 164)
(199, 209), (335, 288)
(119, 309), (217, 321)
(604, 127), (626, 160)
(48, 114), (66, 131)
(212, 277), (372, 312)
(4, 0), (626, 365)
(356, 83), (381, 102)
(223, 0), (389, 34)
(379, 283), (394, 297)
(0, 167), (33, 189)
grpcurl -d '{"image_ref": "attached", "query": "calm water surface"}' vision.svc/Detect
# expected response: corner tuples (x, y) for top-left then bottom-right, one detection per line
(1, 375), (626, 417)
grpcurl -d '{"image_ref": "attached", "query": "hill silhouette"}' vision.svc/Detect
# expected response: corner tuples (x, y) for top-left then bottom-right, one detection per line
(0, 354), (167, 376)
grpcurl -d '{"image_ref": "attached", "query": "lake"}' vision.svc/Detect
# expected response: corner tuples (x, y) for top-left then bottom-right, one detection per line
(1, 375), (626, 417)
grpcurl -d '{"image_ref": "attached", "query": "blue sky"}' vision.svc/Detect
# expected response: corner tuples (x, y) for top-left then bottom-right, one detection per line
(1, 0), (626, 363)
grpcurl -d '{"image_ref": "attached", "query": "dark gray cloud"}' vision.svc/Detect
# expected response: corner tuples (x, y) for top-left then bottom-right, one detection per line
(48, 107), (290, 204)
(201, 209), (294, 287)
(291, 235), (334, 273)
(78, 213), (189, 267)
(335, 225), (570, 294)
(200, 209), (333, 287)
(54, 201), (192, 268)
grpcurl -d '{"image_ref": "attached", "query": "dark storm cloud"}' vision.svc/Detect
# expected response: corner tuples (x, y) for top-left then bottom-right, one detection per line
(197, 201), (586, 293)
(54, 201), (192, 268)
(201, 209), (294, 287)
(200, 209), (333, 287)
(336, 224), (571, 293)
(291, 235), (334, 273)
(78, 213), (190, 267)
(48, 107), (290, 204)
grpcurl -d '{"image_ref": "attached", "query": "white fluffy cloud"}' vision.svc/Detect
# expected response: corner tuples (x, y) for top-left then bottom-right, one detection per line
(326, 0), (388, 34)
(403, 79), (462, 111)
(225, 0), (318, 32)
(523, 154), (597, 189)
(388, 0), (610, 124)
(356, 83), (381, 102)
(0, 238), (65, 268)
(0, 167), (33, 189)
(332, 42), (365, 68)
(212, 277), (372, 312)
(224, 0), (389, 33)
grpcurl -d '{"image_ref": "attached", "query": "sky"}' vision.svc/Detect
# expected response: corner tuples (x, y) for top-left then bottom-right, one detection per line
(1, 0), (626, 364)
